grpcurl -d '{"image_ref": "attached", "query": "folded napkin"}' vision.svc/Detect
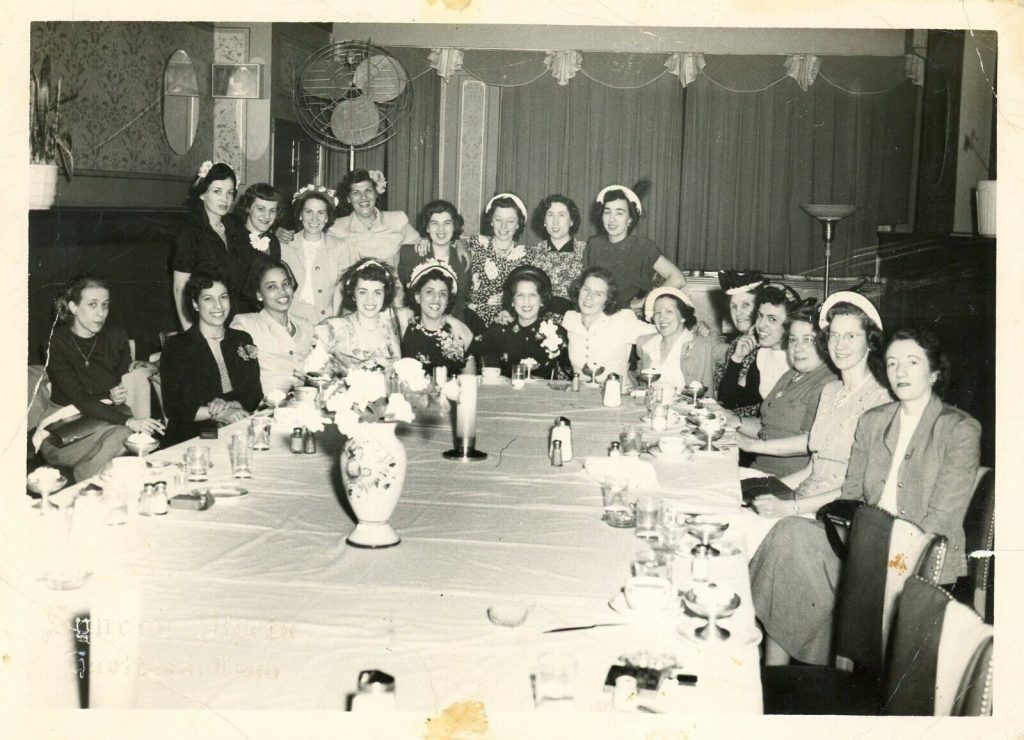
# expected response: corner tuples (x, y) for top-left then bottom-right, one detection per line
(583, 456), (659, 494)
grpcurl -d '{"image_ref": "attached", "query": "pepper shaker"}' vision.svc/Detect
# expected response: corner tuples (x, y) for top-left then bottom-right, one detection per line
(290, 427), (305, 454)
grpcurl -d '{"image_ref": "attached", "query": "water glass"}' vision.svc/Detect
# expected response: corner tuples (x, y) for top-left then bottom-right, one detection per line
(632, 547), (672, 579)
(635, 495), (662, 537)
(602, 481), (635, 528)
(229, 433), (253, 478)
(511, 363), (527, 390)
(185, 445), (211, 482)
(249, 417), (272, 451)
(619, 425), (643, 456)
(532, 652), (577, 710)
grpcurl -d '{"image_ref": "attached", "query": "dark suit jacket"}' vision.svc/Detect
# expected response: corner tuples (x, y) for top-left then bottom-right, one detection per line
(161, 325), (263, 443)
(841, 394), (981, 582)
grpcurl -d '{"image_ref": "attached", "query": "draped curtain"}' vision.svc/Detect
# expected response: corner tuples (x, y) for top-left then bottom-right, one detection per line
(496, 71), (686, 252)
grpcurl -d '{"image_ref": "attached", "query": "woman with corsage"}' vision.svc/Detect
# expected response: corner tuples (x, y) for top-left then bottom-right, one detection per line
(35, 275), (164, 481)
(637, 286), (725, 392)
(469, 265), (571, 380)
(400, 260), (474, 377)
(230, 258), (314, 395)
(463, 193), (530, 332)
(161, 272), (263, 444)
(750, 328), (980, 665)
(582, 183), (686, 312)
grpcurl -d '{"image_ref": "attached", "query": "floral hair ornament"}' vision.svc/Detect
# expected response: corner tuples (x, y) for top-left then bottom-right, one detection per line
(485, 192), (528, 221)
(409, 259), (459, 294)
(595, 185), (643, 216)
(818, 290), (883, 331)
(194, 160), (233, 186)
(292, 184), (339, 207)
(355, 258), (388, 273)
(368, 170), (387, 195)
(717, 269), (764, 296)
(758, 282), (816, 310)
(643, 286), (694, 321)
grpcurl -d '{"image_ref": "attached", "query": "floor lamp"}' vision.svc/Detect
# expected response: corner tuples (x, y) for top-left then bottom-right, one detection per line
(799, 204), (857, 298)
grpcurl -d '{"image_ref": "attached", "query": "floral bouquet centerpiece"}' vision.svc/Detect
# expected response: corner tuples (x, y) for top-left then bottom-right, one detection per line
(317, 358), (430, 549)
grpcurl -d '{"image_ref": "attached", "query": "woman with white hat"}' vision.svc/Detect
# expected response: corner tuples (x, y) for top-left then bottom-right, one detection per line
(463, 193), (530, 331)
(582, 183), (686, 311)
(637, 286), (725, 392)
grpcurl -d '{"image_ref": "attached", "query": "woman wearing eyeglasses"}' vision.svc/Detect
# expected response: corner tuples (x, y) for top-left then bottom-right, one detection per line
(744, 292), (892, 518)
(722, 306), (836, 477)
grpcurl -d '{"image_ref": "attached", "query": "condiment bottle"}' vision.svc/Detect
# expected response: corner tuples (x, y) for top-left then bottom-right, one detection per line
(603, 373), (622, 408)
(609, 441), (622, 457)
(291, 427), (305, 454)
(303, 428), (317, 454)
(551, 440), (563, 467)
(351, 669), (396, 712)
(152, 481), (169, 515)
(549, 417), (573, 462)
(571, 373), (581, 392)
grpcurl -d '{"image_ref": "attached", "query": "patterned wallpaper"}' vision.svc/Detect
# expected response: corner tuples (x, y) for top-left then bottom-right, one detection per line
(213, 27), (248, 182)
(30, 21), (215, 179)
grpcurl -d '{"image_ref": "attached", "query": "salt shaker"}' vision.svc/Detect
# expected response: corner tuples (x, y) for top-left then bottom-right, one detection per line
(152, 481), (169, 515)
(571, 373), (581, 392)
(290, 427), (305, 454)
(603, 373), (622, 407)
(351, 669), (396, 712)
(303, 428), (317, 454)
(548, 417), (573, 462)
(551, 440), (563, 467)
(608, 441), (622, 457)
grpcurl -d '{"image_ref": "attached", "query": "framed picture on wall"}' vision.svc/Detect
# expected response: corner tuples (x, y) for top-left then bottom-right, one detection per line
(211, 63), (262, 99)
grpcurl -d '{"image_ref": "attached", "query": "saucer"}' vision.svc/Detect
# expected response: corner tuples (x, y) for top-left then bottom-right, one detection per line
(608, 589), (681, 619)
(201, 484), (249, 500)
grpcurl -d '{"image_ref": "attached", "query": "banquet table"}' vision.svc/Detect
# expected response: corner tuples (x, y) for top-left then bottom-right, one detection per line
(20, 381), (766, 714)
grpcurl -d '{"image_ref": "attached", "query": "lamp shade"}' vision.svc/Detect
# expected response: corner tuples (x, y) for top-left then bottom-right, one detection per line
(799, 204), (857, 222)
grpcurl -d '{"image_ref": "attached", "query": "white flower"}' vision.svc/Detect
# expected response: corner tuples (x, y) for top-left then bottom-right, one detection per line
(483, 259), (499, 281)
(393, 358), (429, 392)
(385, 393), (415, 423)
(195, 160), (213, 181)
(368, 170), (387, 194)
(333, 407), (363, 436)
(265, 389), (287, 406)
(345, 368), (388, 407)
(249, 232), (270, 252)
(303, 343), (331, 374)
(442, 378), (462, 402)
(325, 389), (357, 414)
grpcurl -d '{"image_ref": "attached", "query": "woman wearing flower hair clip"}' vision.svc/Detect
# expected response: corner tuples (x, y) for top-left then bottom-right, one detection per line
(329, 169), (420, 269)
(280, 185), (350, 324)
(582, 182), (686, 311)
(462, 192), (530, 332)
(400, 260), (474, 376)
(172, 161), (262, 329)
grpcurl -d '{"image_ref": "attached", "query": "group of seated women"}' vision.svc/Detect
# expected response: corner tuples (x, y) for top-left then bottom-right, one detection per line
(35, 162), (983, 672)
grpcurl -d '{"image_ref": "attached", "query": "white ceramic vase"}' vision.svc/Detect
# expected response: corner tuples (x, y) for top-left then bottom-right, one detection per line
(340, 422), (406, 548)
(30, 163), (59, 209)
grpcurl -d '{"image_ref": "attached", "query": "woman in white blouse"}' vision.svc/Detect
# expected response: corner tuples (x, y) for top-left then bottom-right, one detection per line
(561, 267), (657, 383)
(231, 258), (314, 394)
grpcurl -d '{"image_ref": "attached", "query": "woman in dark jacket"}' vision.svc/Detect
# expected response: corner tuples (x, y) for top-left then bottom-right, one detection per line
(161, 271), (263, 444)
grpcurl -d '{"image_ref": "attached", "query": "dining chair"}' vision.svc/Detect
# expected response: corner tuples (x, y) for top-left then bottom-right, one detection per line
(882, 576), (993, 715)
(761, 505), (947, 714)
(963, 467), (994, 623)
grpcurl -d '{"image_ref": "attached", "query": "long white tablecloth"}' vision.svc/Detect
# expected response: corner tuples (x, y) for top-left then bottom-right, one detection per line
(18, 381), (764, 714)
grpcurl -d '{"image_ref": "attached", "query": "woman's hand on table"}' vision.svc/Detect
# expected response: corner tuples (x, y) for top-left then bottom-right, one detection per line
(752, 494), (798, 519)
(109, 383), (129, 405)
(731, 331), (758, 362)
(126, 417), (165, 436)
(721, 409), (742, 431)
(215, 406), (249, 425)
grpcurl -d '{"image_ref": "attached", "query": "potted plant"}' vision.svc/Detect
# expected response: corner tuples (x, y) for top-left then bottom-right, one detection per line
(29, 55), (76, 208)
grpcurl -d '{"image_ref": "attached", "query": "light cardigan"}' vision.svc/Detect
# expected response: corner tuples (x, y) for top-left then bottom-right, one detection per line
(230, 310), (315, 394)
(328, 209), (420, 268)
(281, 232), (350, 324)
(562, 309), (658, 382)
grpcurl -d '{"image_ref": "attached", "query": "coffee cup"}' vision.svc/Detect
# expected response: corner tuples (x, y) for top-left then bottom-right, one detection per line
(623, 575), (674, 612)
(659, 435), (686, 458)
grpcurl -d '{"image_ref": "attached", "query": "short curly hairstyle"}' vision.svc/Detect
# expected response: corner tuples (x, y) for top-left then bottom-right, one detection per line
(818, 301), (886, 383)
(534, 194), (581, 238)
(183, 270), (230, 323)
(56, 273), (110, 325)
(649, 294), (697, 331)
(407, 268), (456, 316)
(886, 327), (952, 399)
(338, 169), (383, 214)
(569, 266), (620, 316)
(783, 306), (827, 363)
(595, 187), (642, 236)
(416, 199), (464, 242)
(501, 266), (553, 317)
(233, 182), (284, 229)
(340, 258), (397, 314)
(482, 195), (526, 239)
(292, 190), (337, 232)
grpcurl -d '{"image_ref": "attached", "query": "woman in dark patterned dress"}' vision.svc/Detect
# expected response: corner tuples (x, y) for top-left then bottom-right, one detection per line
(400, 260), (473, 377)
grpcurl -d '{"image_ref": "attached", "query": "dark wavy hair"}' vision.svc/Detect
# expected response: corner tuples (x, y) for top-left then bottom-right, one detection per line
(533, 194), (581, 239)
(594, 180), (649, 236)
(482, 195), (526, 239)
(407, 268), (456, 316)
(247, 257), (298, 301)
(886, 327), (952, 399)
(818, 301), (886, 383)
(417, 200), (464, 242)
(233, 182), (284, 230)
(754, 284), (800, 314)
(183, 270), (230, 323)
(340, 258), (397, 314)
(338, 169), (383, 214)
(502, 266), (553, 317)
(569, 266), (620, 316)
(56, 273), (110, 325)
(783, 306), (827, 363)
(187, 162), (237, 216)
(650, 294), (697, 331)
(292, 190), (338, 232)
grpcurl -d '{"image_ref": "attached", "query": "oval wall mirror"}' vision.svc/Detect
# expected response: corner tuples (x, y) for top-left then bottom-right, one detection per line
(163, 50), (200, 156)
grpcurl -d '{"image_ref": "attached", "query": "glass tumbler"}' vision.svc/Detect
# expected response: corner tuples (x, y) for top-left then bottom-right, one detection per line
(229, 433), (253, 478)
(249, 417), (272, 451)
(185, 445), (211, 482)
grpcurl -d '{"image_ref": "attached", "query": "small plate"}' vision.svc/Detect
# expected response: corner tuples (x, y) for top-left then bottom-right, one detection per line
(547, 380), (570, 391)
(608, 590), (681, 619)
(204, 485), (249, 499)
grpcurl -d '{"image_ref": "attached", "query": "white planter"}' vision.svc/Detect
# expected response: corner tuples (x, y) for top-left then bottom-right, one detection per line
(30, 163), (59, 209)
(976, 180), (996, 237)
(340, 422), (406, 548)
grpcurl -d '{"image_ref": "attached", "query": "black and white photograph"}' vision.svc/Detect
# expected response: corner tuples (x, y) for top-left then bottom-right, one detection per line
(5, 1), (1021, 737)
